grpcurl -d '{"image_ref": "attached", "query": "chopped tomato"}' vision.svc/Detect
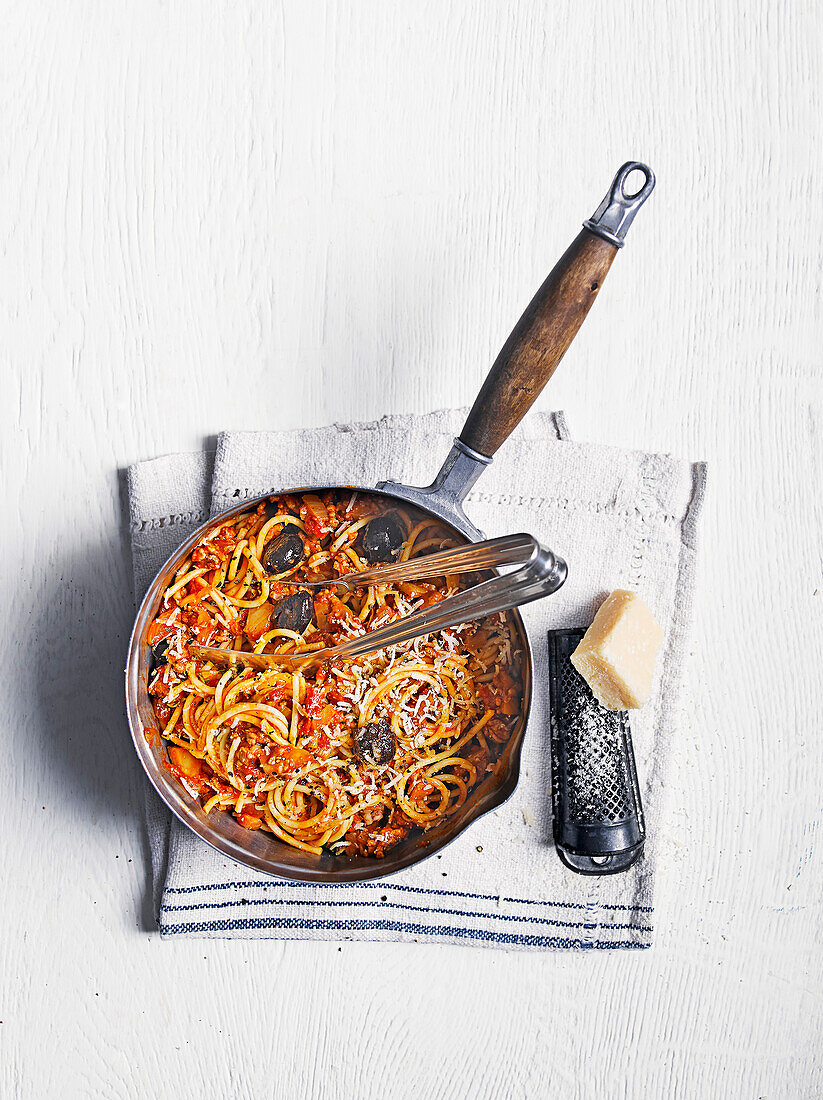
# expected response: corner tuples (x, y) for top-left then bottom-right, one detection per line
(478, 668), (520, 717)
(237, 811), (264, 830)
(146, 621), (168, 647)
(312, 597), (330, 632)
(325, 594), (364, 635)
(463, 627), (490, 656)
(485, 717), (511, 744)
(300, 682), (341, 737)
(233, 743), (266, 785)
(152, 698), (172, 723)
(301, 494), (332, 539)
(191, 531), (234, 567)
(477, 684), (497, 712)
(304, 685), (323, 717)
(304, 684), (327, 719)
(180, 600), (216, 644)
(187, 576), (212, 596)
(234, 720), (262, 743)
(345, 809), (412, 858)
(368, 606), (394, 630)
(465, 743), (490, 778)
(150, 670), (173, 701)
(193, 664), (223, 688)
(493, 667), (520, 715)
(341, 495), (378, 520)
(318, 703), (337, 727)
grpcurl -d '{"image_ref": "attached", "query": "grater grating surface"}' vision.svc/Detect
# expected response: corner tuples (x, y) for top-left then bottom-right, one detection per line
(548, 629), (645, 875)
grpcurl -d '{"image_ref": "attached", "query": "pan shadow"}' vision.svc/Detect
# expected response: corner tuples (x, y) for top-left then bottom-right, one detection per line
(27, 222), (480, 933)
(28, 470), (166, 932)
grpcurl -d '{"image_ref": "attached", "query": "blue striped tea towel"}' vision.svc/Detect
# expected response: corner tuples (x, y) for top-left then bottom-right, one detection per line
(126, 410), (705, 948)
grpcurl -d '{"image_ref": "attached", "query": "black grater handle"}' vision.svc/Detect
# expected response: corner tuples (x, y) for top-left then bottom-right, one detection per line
(548, 629), (646, 876)
(555, 830), (645, 876)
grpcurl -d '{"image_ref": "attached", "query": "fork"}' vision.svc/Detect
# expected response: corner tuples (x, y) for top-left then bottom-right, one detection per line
(189, 532), (566, 671)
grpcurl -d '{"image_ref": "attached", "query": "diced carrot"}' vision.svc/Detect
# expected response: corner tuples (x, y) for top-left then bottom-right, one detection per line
(168, 746), (202, 778)
(464, 627), (489, 655)
(493, 668), (520, 715)
(399, 582), (432, 600)
(466, 743), (490, 778)
(268, 745), (312, 776)
(408, 775), (435, 801)
(419, 590), (446, 608)
(146, 620), (172, 647)
(478, 684), (497, 711)
(494, 669), (515, 691)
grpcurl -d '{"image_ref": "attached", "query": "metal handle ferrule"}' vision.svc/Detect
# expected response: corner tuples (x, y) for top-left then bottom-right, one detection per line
(583, 161), (655, 248)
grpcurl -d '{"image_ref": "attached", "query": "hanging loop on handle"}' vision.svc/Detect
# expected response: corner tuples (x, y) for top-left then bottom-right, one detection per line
(583, 161), (656, 249)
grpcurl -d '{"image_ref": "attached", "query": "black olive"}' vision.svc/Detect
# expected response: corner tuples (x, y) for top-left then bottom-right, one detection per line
(262, 524), (305, 574)
(354, 718), (395, 766)
(360, 515), (404, 563)
(273, 591), (313, 634)
(149, 637), (169, 675)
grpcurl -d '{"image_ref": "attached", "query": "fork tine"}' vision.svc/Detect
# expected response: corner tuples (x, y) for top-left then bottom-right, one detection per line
(281, 532), (535, 592)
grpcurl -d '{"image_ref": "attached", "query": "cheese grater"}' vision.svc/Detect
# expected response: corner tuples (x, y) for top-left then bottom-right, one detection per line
(547, 629), (645, 875)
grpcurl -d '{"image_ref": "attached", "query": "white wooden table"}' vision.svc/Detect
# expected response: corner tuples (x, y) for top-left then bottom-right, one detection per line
(2, 4), (820, 1097)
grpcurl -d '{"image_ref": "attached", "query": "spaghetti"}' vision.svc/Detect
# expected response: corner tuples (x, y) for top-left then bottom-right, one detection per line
(146, 490), (523, 858)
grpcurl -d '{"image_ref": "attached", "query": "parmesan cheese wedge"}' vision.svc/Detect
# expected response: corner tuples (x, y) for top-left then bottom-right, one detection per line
(570, 590), (663, 711)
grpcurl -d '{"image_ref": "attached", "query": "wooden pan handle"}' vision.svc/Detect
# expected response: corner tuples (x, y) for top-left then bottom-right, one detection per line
(460, 231), (617, 457)
(459, 162), (654, 459)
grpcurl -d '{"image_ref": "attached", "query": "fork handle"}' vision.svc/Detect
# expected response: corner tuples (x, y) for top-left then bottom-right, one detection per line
(302, 532), (537, 591)
(333, 541), (567, 660)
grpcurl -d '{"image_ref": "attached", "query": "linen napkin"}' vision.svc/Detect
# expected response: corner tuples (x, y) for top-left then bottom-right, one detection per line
(127, 409), (706, 949)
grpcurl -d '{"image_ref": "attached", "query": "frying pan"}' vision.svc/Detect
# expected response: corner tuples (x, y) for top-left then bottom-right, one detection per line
(126, 162), (655, 882)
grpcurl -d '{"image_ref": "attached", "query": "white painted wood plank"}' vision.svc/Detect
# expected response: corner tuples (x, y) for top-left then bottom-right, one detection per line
(1, 2), (820, 1098)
